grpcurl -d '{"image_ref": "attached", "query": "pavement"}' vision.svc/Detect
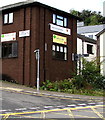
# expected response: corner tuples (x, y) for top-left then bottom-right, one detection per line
(0, 80), (104, 101)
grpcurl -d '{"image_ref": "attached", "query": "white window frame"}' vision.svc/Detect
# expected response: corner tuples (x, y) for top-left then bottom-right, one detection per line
(9, 13), (13, 23)
(4, 14), (8, 24)
(4, 12), (13, 24)
(53, 14), (68, 27)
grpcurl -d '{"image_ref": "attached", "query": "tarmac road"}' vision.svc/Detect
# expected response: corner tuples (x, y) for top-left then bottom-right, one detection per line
(0, 81), (104, 119)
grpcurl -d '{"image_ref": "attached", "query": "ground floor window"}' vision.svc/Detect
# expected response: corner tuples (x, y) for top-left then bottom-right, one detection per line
(1, 42), (18, 58)
(52, 43), (67, 60)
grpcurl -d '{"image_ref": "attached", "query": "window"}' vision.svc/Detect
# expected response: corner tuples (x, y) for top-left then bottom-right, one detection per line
(52, 44), (67, 60)
(87, 44), (93, 54)
(2, 42), (18, 58)
(88, 35), (93, 39)
(4, 14), (8, 24)
(4, 13), (13, 24)
(53, 14), (67, 27)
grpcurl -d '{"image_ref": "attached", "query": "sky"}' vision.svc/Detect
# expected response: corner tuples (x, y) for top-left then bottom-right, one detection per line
(0, 0), (105, 15)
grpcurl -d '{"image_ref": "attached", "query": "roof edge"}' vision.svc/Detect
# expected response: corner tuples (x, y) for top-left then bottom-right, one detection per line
(77, 34), (96, 44)
(96, 28), (105, 36)
(0, 1), (82, 20)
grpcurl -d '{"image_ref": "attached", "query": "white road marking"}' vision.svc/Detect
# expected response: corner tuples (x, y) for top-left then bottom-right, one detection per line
(67, 104), (76, 107)
(78, 103), (86, 106)
(15, 108), (27, 111)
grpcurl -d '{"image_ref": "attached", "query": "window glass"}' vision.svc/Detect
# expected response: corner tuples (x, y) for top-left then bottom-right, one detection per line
(8, 43), (12, 57)
(56, 19), (63, 26)
(9, 13), (13, 23)
(57, 15), (63, 20)
(4, 14), (8, 24)
(88, 35), (93, 39)
(53, 14), (67, 27)
(12, 42), (18, 57)
(2, 44), (8, 58)
(64, 47), (67, 53)
(2, 42), (18, 58)
(52, 44), (67, 60)
(52, 51), (55, 57)
(4, 13), (13, 24)
(60, 46), (63, 52)
(64, 18), (67, 27)
(87, 44), (93, 54)
(53, 14), (56, 23)
(52, 45), (55, 51)
(57, 46), (59, 51)
(64, 53), (67, 60)
(0, 44), (1, 58)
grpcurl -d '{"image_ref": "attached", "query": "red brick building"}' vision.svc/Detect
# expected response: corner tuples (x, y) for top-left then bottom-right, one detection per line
(0, 1), (80, 86)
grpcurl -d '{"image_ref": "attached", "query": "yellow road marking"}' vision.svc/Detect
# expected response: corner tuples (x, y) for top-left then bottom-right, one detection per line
(90, 106), (105, 120)
(3, 114), (10, 120)
(0, 105), (104, 117)
(41, 112), (46, 118)
(67, 109), (75, 120)
(0, 87), (23, 92)
(0, 88), (82, 101)
(1, 87), (102, 102)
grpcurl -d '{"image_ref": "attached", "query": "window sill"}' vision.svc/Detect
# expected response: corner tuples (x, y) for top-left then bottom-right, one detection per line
(1, 57), (18, 59)
(3, 23), (13, 25)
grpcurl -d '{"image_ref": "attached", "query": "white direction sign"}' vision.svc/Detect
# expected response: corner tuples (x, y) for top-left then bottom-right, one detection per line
(50, 23), (71, 35)
(19, 30), (30, 38)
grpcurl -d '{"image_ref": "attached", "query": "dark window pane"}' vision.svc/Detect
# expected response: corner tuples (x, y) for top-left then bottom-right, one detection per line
(2, 44), (8, 58)
(87, 44), (93, 54)
(8, 43), (12, 57)
(0, 44), (1, 58)
(2, 42), (18, 58)
(52, 44), (67, 60)
(12, 42), (18, 57)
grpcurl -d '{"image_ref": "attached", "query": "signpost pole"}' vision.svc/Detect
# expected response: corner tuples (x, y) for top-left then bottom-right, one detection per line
(34, 49), (40, 93)
(37, 50), (40, 92)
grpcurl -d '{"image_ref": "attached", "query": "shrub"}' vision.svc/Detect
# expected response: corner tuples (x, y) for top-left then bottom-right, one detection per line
(40, 58), (104, 96)
(73, 58), (105, 89)
(40, 79), (74, 92)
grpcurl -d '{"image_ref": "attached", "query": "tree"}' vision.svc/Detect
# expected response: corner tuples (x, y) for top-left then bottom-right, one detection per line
(70, 9), (105, 26)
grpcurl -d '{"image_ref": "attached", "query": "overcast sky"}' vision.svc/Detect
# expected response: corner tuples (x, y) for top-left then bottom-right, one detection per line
(0, 0), (105, 14)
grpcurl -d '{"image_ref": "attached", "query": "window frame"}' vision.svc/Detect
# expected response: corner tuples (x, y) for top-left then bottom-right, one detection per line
(87, 44), (93, 54)
(1, 41), (18, 59)
(3, 12), (13, 24)
(52, 43), (68, 61)
(53, 14), (68, 27)
(88, 35), (93, 39)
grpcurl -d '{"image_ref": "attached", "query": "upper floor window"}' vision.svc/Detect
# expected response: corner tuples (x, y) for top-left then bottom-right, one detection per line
(4, 13), (13, 24)
(53, 14), (67, 27)
(88, 35), (93, 39)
